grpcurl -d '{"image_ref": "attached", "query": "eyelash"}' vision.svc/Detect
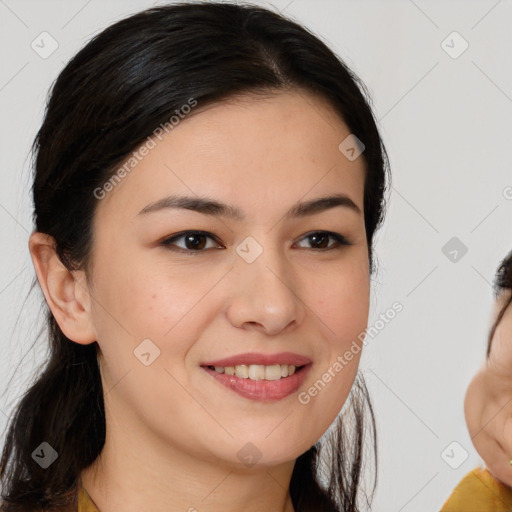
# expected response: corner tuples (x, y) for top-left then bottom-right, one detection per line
(160, 230), (352, 255)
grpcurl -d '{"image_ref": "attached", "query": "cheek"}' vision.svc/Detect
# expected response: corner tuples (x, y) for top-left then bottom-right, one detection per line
(92, 266), (226, 383)
(90, 269), (209, 418)
(312, 258), (370, 346)
(98, 264), (207, 332)
(295, 262), (369, 441)
(89, 267), (186, 369)
(305, 254), (370, 395)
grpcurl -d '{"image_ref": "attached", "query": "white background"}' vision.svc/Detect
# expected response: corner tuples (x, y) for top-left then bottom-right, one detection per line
(1, 0), (511, 510)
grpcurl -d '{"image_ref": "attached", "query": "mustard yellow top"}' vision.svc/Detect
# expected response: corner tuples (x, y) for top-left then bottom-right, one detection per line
(441, 466), (512, 511)
(76, 485), (100, 512)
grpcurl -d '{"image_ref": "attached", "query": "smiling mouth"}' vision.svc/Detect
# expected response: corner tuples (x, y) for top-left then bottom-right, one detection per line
(203, 363), (307, 381)
(200, 363), (312, 402)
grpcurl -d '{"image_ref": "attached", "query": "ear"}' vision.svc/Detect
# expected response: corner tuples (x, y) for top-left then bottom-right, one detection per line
(28, 231), (96, 345)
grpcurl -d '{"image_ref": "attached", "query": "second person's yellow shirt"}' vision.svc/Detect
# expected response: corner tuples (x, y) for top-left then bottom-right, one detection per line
(441, 466), (512, 511)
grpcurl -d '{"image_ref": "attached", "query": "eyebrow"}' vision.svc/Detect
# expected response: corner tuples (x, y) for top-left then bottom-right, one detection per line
(136, 193), (361, 220)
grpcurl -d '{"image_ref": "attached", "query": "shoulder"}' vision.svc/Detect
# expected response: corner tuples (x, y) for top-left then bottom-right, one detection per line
(441, 466), (512, 511)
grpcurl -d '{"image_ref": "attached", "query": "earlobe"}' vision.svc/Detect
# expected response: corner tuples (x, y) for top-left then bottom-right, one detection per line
(28, 231), (96, 345)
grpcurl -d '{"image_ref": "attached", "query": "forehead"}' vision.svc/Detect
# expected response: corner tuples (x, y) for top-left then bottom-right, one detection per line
(95, 90), (366, 222)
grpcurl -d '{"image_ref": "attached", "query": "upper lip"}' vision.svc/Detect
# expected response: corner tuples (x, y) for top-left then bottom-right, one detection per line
(201, 352), (312, 367)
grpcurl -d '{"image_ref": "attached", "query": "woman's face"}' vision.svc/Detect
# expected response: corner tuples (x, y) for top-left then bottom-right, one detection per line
(82, 90), (369, 469)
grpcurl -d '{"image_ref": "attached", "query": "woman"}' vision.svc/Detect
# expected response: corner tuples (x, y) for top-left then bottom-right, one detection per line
(0, 2), (390, 511)
(442, 250), (512, 511)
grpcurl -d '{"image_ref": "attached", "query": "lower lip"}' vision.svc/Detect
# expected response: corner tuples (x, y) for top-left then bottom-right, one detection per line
(201, 364), (312, 402)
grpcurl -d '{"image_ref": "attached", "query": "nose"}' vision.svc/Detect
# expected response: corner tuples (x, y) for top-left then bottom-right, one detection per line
(225, 242), (305, 336)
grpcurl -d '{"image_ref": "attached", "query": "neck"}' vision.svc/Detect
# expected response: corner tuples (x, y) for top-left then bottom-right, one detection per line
(79, 423), (296, 512)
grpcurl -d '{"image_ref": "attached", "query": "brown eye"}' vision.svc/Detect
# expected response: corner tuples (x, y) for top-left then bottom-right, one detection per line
(161, 231), (222, 253)
(295, 231), (351, 251)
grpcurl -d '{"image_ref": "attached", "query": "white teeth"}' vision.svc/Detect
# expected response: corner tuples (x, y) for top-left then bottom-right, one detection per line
(248, 364), (265, 380)
(235, 365), (249, 379)
(211, 364), (297, 380)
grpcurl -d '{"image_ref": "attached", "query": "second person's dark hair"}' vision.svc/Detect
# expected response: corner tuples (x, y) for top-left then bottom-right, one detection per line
(0, 2), (390, 511)
(487, 250), (512, 357)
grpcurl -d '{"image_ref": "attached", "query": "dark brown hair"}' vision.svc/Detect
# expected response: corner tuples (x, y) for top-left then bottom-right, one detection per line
(487, 250), (512, 357)
(0, 2), (390, 511)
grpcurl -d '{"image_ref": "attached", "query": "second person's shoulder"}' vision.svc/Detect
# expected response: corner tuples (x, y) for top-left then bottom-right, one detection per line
(441, 466), (512, 511)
